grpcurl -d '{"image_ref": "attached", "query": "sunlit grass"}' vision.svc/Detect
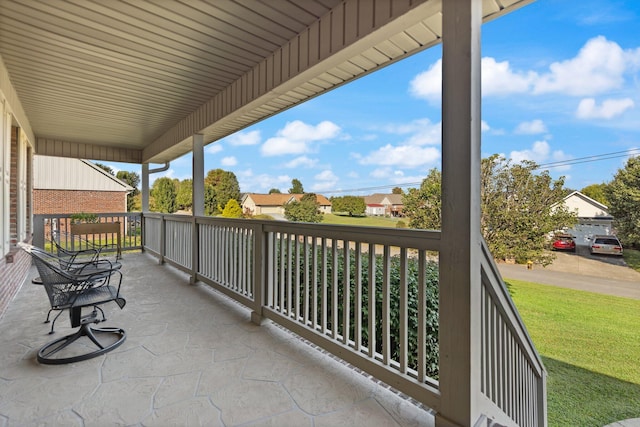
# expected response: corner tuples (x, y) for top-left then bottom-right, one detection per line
(321, 213), (402, 227)
(506, 279), (640, 426)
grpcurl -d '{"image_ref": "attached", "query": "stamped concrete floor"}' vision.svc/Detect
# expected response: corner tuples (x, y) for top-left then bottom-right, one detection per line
(0, 252), (434, 427)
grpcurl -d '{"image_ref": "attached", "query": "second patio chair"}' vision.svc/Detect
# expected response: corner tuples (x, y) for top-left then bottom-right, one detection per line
(21, 243), (127, 365)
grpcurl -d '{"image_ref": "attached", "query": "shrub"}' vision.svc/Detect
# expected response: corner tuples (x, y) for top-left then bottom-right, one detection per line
(274, 242), (439, 379)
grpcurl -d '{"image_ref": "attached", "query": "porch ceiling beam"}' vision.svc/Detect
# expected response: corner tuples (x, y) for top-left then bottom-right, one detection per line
(34, 137), (142, 163)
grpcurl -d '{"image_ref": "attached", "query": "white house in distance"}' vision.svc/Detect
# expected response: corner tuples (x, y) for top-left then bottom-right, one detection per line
(558, 191), (613, 245)
(241, 193), (332, 217)
(364, 193), (404, 217)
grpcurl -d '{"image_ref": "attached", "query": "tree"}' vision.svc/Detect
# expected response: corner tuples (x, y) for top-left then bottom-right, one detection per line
(284, 193), (323, 223)
(176, 179), (193, 211)
(392, 187), (403, 194)
(95, 162), (115, 175)
(151, 177), (177, 213)
(288, 179), (304, 194)
(221, 199), (243, 218)
(268, 188), (282, 194)
(204, 169), (241, 215)
(605, 156), (640, 247)
(581, 183), (610, 206)
(480, 155), (576, 265)
(331, 195), (366, 216)
(116, 170), (140, 212)
(402, 156), (577, 265)
(402, 169), (441, 230)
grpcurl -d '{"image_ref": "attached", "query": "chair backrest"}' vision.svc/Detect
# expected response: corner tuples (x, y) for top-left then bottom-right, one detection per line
(51, 231), (100, 268)
(21, 244), (85, 309)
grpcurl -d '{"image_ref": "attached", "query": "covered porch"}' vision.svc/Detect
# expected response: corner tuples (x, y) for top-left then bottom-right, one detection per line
(0, 1), (545, 425)
(0, 251), (434, 426)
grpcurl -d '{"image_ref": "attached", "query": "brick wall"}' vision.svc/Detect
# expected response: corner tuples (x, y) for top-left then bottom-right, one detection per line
(0, 249), (31, 321)
(33, 189), (126, 214)
(0, 126), (32, 320)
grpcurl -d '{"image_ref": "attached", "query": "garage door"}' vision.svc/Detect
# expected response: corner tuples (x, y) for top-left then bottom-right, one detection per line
(568, 221), (612, 245)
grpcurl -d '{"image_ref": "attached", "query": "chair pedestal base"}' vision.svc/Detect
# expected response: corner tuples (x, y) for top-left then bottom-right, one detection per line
(37, 324), (126, 365)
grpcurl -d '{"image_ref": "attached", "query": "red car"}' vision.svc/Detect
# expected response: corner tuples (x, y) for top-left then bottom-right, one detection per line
(552, 235), (576, 252)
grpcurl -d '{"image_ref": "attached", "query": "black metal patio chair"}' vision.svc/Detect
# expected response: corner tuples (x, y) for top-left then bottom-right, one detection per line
(32, 239), (123, 333)
(20, 243), (126, 365)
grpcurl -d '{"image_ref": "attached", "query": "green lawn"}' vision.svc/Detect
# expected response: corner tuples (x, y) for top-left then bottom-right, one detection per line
(321, 213), (402, 227)
(506, 279), (640, 426)
(624, 248), (640, 273)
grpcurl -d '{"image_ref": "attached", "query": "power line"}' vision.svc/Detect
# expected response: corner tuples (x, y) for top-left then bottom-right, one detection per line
(535, 147), (640, 169)
(324, 147), (640, 195)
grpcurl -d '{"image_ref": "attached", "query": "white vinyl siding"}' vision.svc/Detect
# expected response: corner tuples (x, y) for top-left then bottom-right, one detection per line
(33, 156), (131, 191)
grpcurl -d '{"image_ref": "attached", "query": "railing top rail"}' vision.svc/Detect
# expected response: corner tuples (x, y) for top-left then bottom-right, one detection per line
(34, 212), (139, 219)
(150, 213), (441, 251)
(262, 221), (441, 250)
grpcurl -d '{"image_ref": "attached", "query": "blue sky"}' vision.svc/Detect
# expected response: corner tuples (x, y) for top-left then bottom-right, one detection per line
(106, 0), (640, 195)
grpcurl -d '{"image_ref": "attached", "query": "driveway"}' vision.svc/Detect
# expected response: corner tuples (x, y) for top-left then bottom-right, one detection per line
(497, 245), (640, 300)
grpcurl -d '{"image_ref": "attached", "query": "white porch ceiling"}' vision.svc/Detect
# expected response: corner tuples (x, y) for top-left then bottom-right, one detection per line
(0, 0), (533, 164)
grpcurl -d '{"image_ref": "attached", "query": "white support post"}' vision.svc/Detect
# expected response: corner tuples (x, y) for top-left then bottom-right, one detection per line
(191, 134), (205, 284)
(192, 134), (205, 217)
(438, 0), (483, 426)
(142, 163), (150, 213)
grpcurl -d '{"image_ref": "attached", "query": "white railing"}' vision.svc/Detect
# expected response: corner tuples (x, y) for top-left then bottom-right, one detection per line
(33, 213), (143, 254)
(138, 214), (546, 426)
(143, 215), (162, 255)
(198, 218), (257, 306)
(164, 216), (193, 268)
(479, 240), (546, 427)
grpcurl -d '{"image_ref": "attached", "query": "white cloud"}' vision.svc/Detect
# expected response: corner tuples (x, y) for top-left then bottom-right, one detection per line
(533, 36), (631, 96)
(402, 120), (441, 146)
(481, 57), (536, 96)
(409, 59), (442, 102)
(510, 141), (550, 164)
(261, 120), (341, 156)
(261, 137), (307, 156)
(481, 120), (491, 132)
(237, 169), (291, 193)
(284, 156), (318, 168)
(227, 130), (261, 146)
(410, 36), (640, 100)
(515, 119), (547, 135)
(361, 144), (440, 168)
(370, 168), (425, 184)
(206, 144), (223, 154)
(410, 57), (535, 100)
(576, 97), (635, 119)
(221, 156), (237, 166)
(312, 170), (339, 192)
(509, 140), (572, 170)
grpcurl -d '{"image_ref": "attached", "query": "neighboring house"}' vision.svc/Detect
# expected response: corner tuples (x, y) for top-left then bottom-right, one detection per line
(33, 156), (133, 215)
(363, 193), (404, 217)
(556, 191), (614, 245)
(242, 193), (332, 216)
